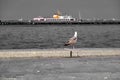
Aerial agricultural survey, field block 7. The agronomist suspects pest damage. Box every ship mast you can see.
[79,11,81,20]
[78,11,82,22]
[57,10,61,16]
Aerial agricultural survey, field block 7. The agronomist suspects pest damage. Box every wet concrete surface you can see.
[0,56,120,80]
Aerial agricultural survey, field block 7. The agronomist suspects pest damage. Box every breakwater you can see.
[0,48,120,58]
[0,19,120,25]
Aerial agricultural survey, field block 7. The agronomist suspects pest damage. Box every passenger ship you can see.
[33,11,76,22]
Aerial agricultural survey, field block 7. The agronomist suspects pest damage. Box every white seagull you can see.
[64,31,77,49]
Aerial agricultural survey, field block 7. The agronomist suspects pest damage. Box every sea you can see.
[0,25,120,49]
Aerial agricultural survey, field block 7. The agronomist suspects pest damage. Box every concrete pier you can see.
[0,48,120,58]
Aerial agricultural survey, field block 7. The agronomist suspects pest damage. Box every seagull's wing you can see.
[70,37,77,44]
[64,37,77,46]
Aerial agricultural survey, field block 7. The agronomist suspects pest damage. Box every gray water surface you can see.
[0,25,120,49]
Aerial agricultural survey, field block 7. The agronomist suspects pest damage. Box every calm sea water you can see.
[0,25,120,49]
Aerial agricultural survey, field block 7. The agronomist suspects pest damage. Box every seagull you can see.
[64,31,77,49]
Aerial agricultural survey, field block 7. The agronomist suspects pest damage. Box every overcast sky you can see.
[0,0,120,19]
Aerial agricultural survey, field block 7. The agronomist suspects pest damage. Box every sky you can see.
[0,0,120,20]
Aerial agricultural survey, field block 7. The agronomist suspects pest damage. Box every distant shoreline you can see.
[0,20,120,25]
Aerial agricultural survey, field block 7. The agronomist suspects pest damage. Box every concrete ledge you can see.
[0,48,120,58]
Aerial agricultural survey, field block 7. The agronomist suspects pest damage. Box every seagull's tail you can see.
[64,43,70,46]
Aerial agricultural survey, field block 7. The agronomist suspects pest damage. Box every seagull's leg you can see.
[72,45,74,49]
